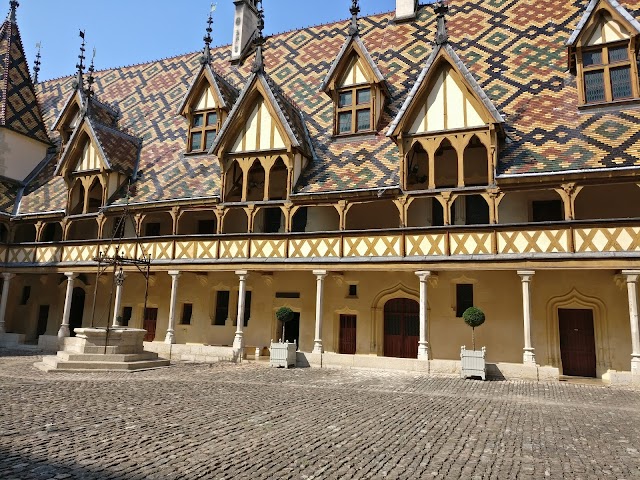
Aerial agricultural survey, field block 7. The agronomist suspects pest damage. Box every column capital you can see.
[312,269,328,279]
[517,270,535,281]
[64,272,78,280]
[415,270,432,281]
[1,272,15,281]
[168,270,181,278]
[235,270,249,281]
[622,270,640,283]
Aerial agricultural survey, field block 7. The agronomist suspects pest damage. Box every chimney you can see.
[395,0,419,21]
[231,0,259,62]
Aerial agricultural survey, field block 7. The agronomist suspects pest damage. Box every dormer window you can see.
[567,3,640,107]
[338,85,372,134]
[187,86,220,153]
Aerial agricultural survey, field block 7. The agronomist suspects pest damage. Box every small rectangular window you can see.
[532,200,563,222]
[608,46,629,63]
[20,286,31,305]
[338,112,352,133]
[181,303,193,325]
[206,112,218,126]
[214,291,230,326]
[112,220,126,239]
[263,208,282,233]
[584,70,606,103]
[339,91,352,107]
[356,109,371,131]
[432,199,444,227]
[243,291,252,327]
[275,292,301,299]
[192,114,204,127]
[456,284,474,318]
[197,220,216,234]
[145,222,161,237]
[356,88,371,104]
[348,284,357,297]
[610,66,632,99]
[205,130,216,150]
[122,306,133,327]
[291,207,308,233]
[583,49,603,66]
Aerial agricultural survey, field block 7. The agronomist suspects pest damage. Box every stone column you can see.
[312,270,328,354]
[58,272,78,339]
[165,270,181,344]
[416,271,431,360]
[623,270,640,376]
[112,270,126,327]
[0,273,15,334]
[232,271,249,350]
[518,270,536,365]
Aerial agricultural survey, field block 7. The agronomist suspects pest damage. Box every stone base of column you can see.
[417,342,429,360]
[164,330,175,344]
[632,355,640,376]
[232,332,244,350]
[57,324,70,340]
[312,340,323,354]
[523,348,536,365]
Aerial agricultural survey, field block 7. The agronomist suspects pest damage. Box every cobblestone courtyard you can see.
[1,350,639,479]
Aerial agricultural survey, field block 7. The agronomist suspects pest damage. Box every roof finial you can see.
[72,30,86,90]
[8,0,18,22]
[251,0,265,74]
[348,0,360,36]
[85,47,96,100]
[200,3,216,65]
[435,1,449,45]
[33,42,41,83]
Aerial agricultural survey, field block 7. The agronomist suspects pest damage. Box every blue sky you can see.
[12,0,400,82]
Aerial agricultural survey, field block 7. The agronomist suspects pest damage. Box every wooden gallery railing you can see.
[2,219,640,267]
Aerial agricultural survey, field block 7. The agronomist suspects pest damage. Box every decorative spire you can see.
[8,0,18,23]
[72,30,86,90]
[200,3,216,65]
[33,42,41,84]
[348,0,360,36]
[251,0,265,73]
[85,47,96,101]
[435,1,449,45]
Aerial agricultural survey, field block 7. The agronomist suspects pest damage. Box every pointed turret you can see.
[0,0,51,181]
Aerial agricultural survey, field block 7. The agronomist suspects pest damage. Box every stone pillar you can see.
[623,270,640,376]
[0,273,15,334]
[415,271,431,360]
[112,270,126,327]
[58,272,78,339]
[165,271,181,344]
[518,270,536,365]
[233,271,249,350]
[312,270,328,354]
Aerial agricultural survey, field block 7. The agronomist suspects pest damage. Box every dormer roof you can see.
[0,10,50,144]
[566,0,640,46]
[52,89,119,133]
[388,42,505,138]
[178,63,239,115]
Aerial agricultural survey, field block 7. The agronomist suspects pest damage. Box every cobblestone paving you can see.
[1,349,639,480]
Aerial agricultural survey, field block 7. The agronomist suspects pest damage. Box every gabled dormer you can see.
[320,1,388,136]
[567,0,640,106]
[210,6,312,203]
[0,1,51,181]
[55,114,140,215]
[179,12,239,154]
[388,3,504,191]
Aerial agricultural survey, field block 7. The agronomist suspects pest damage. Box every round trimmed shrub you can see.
[462,307,485,329]
[276,306,294,323]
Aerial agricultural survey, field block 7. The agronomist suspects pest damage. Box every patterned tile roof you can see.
[18,150,66,215]
[17,0,640,209]
[0,15,50,144]
[0,177,19,215]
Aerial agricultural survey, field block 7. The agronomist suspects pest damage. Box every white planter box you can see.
[460,346,486,380]
[270,341,297,368]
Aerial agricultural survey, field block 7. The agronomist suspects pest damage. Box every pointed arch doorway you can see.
[384,298,419,358]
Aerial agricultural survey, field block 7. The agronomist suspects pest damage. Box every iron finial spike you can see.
[348,0,360,36]
[251,0,265,73]
[435,1,449,45]
[73,30,86,90]
[8,0,18,23]
[200,3,216,65]
[85,47,96,100]
[33,42,42,84]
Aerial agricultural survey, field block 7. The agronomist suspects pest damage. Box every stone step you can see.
[56,352,160,363]
[36,356,170,371]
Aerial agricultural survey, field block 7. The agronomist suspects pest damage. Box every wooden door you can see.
[384,298,419,359]
[69,288,85,337]
[559,308,596,377]
[143,308,158,342]
[339,315,357,354]
[37,305,50,336]
[283,312,300,349]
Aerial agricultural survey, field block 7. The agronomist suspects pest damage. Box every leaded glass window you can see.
[336,86,374,134]
[581,42,635,105]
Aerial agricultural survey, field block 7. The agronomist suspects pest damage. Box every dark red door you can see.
[339,315,357,354]
[384,299,419,359]
[559,308,596,377]
[143,308,158,342]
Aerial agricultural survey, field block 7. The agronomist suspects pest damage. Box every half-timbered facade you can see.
[1,0,640,384]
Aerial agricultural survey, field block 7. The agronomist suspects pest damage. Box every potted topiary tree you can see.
[460,306,487,380]
[270,307,297,368]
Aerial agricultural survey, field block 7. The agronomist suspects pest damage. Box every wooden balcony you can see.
[2,219,640,267]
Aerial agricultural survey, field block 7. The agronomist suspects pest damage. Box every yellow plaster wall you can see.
[0,129,48,181]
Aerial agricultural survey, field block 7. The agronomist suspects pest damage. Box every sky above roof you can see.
[12,0,401,82]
